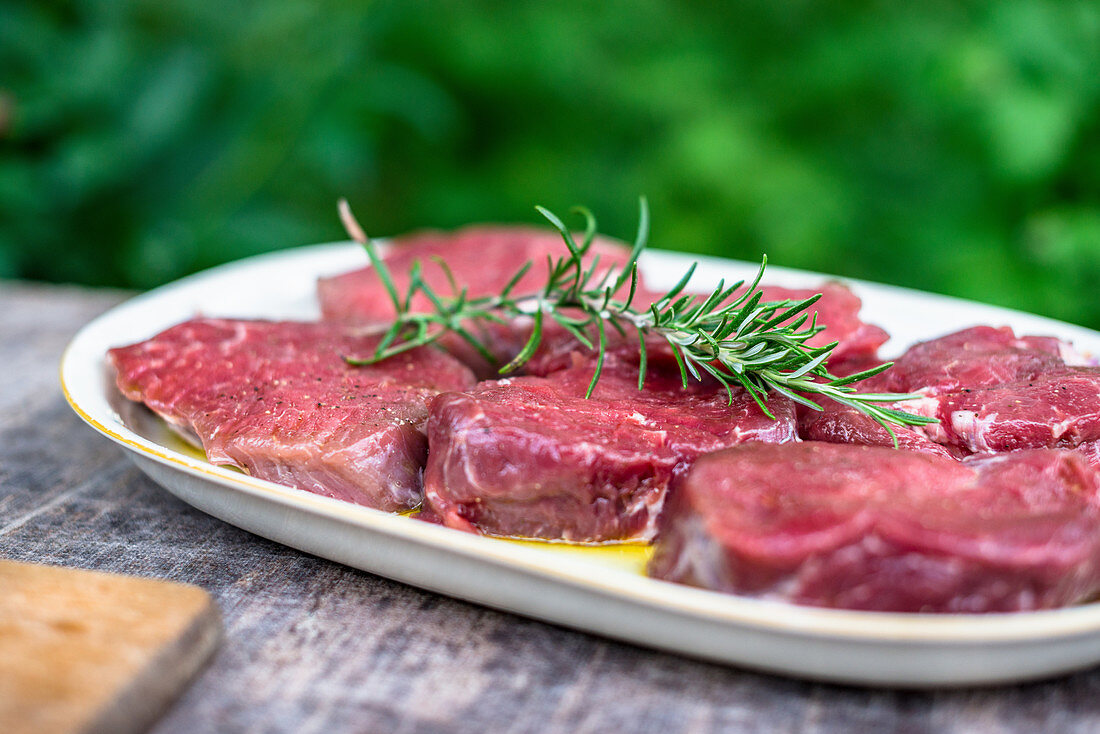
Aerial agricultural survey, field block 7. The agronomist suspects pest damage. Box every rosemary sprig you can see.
[337,198,937,436]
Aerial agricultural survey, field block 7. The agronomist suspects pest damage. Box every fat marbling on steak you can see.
[649,442,1100,612]
[423,350,797,542]
[109,318,476,511]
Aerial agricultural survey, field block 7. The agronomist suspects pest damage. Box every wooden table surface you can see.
[4,279,1100,734]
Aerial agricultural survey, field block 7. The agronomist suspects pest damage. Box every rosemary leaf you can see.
[501,307,544,374]
[585,318,607,399]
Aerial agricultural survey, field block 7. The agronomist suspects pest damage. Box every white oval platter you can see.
[60,242,1100,688]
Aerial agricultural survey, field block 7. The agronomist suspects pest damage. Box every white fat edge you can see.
[903,395,950,444]
[948,410,1001,453]
[622,411,660,429]
[623,483,667,543]
[1049,415,1081,443]
[952,410,1077,454]
[662,514,732,588]
[441,406,491,494]
[448,430,487,495]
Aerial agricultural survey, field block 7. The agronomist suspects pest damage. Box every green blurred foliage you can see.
[3,0,1100,328]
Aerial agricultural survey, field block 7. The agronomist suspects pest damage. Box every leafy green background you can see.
[4,1,1100,328]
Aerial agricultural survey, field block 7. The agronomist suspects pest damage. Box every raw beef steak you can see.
[802,326,1098,455]
[424,351,797,542]
[916,369,1100,453]
[872,325,1078,395]
[318,225,639,324]
[798,403,958,459]
[649,442,1100,612]
[318,225,658,375]
[109,318,476,511]
[753,283,888,363]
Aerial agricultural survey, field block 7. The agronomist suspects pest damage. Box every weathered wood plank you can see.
[0,560,220,734]
[4,281,1100,734]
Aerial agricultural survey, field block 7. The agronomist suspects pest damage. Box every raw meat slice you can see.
[919,369,1100,453]
[753,283,889,362]
[649,442,1100,612]
[523,330,669,379]
[873,325,1072,396]
[423,351,797,542]
[803,326,1097,455]
[318,225,639,324]
[109,318,476,511]
[317,225,653,376]
[798,402,958,459]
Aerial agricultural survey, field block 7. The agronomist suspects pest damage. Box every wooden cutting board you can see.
[0,560,222,734]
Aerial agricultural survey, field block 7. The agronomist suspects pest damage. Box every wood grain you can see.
[0,560,221,734]
[4,280,1100,733]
